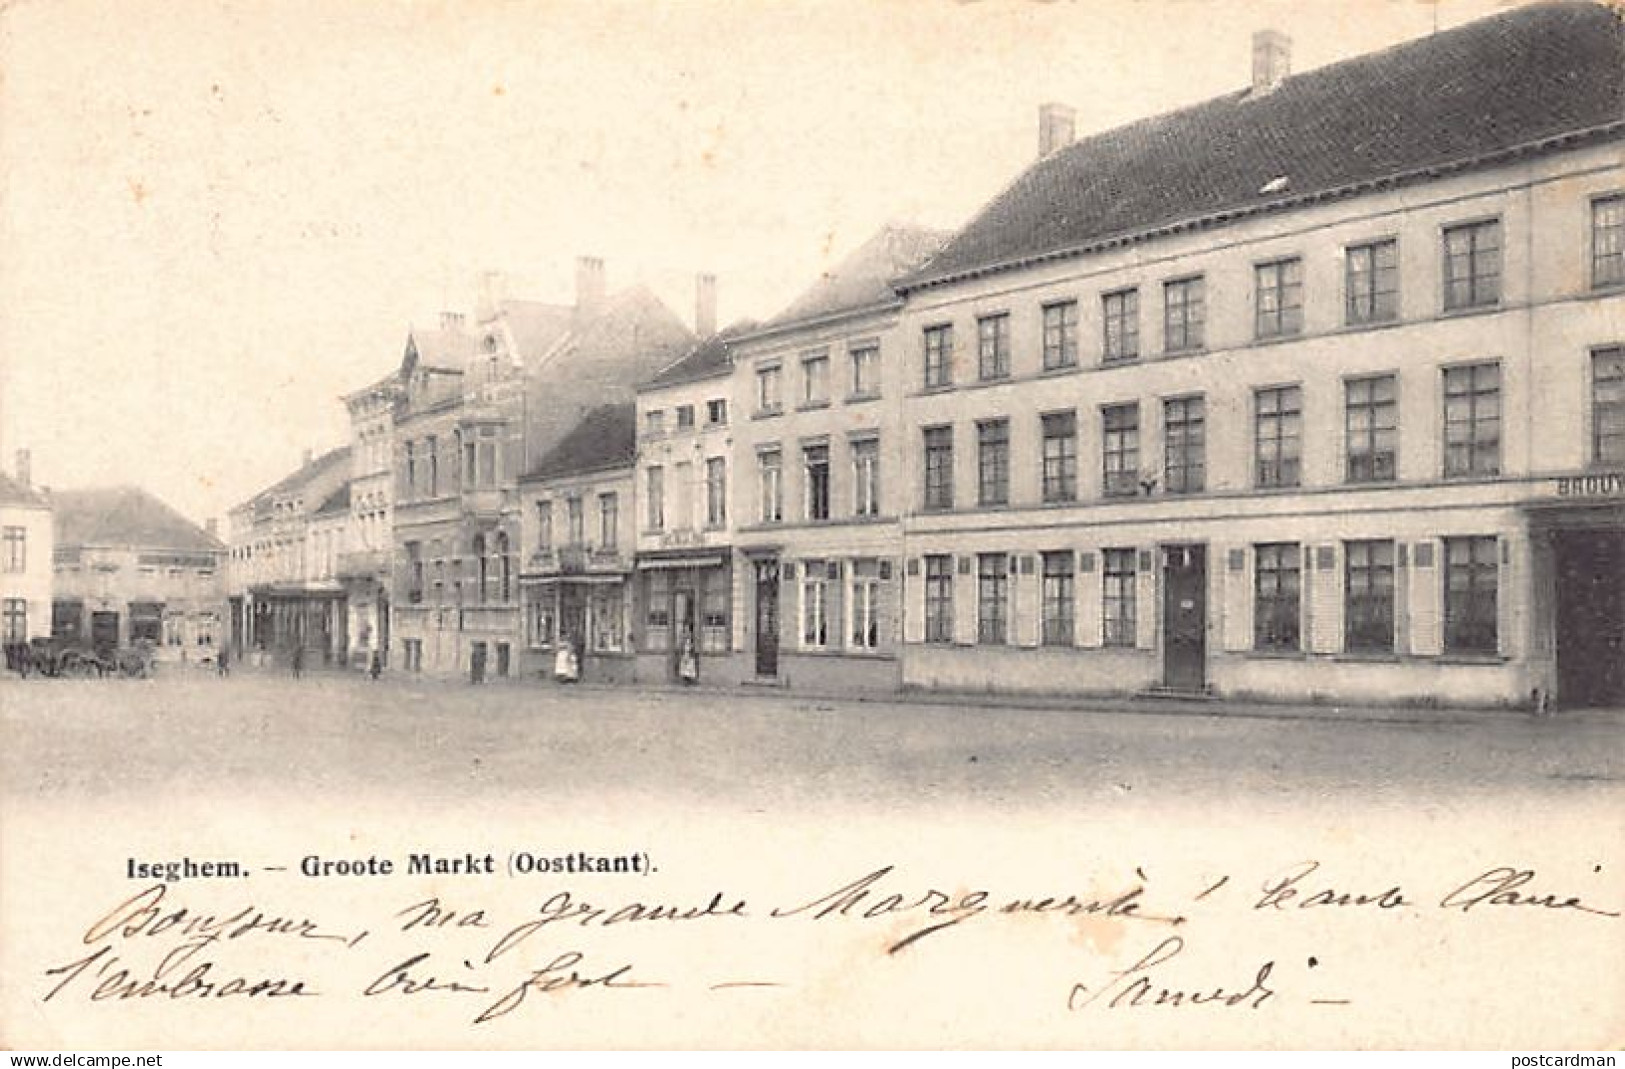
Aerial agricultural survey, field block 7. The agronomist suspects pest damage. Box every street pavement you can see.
[3,665,1620,812]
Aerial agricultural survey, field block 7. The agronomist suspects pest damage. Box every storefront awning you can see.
[636,554,726,571]
[519,573,626,585]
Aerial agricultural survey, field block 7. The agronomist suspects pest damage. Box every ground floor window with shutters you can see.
[1345,539,1396,653]
[851,561,880,650]
[1102,548,1137,647]
[924,555,953,643]
[1444,536,1498,654]
[802,562,829,649]
[977,553,1008,644]
[1254,543,1302,652]
[1041,551,1075,646]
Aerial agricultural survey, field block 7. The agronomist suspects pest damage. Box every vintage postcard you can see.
[1,0,1622,1051]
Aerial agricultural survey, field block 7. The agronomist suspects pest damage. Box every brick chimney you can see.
[575,256,606,312]
[1038,102,1076,158]
[1251,29,1291,95]
[695,272,718,337]
[14,449,29,488]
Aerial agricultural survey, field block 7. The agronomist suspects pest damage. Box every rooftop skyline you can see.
[0,0,1524,525]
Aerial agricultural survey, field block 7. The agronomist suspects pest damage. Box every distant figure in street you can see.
[291,644,304,679]
[369,650,382,681]
[216,644,230,677]
[677,627,698,686]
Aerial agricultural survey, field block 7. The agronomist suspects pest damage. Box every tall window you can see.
[1103,289,1139,363]
[1594,346,1625,465]
[1346,239,1398,324]
[1041,551,1074,647]
[978,314,1010,380]
[2,526,23,573]
[1346,375,1398,483]
[567,496,584,545]
[1163,396,1206,494]
[924,324,954,389]
[756,365,782,415]
[1595,196,1625,289]
[1,599,24,643]
[1254,543,1301,652]
[645,409,666,437]
[497,532,511,602]
[801,351,830,406]
[1102,403,1140,497]
[977,419,1009,507]
[1255,257,1304,338]
[851,562,880,650]
[1041,411,1078,502]
[1443,363,1501,477]
[477,427,498,487]
[674,461,693,530]
[646,466,664,530]
[676,404,695,431]
[844,345,878,400]
[924,426,954,510]
[463,432,477,483]
[758,450,783,523]
[404,441,416,500]
[1102,548,1136,647]
[426,435,439,496]
[924,555,953,643]
[406,541,423,604]
[852,439,880,517]
[802,563,828,648]
[598,493,618,549]
[1443,219,1502,310]
[1255,385,1302,488]
[536,501,552,552]
[1345,540,1395,653]
[803,445,830,521]
[1444,536,1499,655]
[1163,276,1205,352]
[706,457,727,527]
[1042,301,1079,370]
[977,553,1008,644]
[706,398,728,426]
[472,534,488,602]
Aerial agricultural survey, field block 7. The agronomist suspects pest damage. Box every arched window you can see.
[497,532,511,602]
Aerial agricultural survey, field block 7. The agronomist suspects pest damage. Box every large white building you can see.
[886,1,1623,709]
[1,451,52,660]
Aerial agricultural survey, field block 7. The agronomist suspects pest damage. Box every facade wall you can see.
[52,545,225,658]
[894,144,1625,707]
[2,503,53,644]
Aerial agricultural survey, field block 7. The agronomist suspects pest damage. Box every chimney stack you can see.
[1038,102,1076,158]
[1251,29,1291,95]
[575,256,606,312]
[14,449,30,488]
[695,273,718,337]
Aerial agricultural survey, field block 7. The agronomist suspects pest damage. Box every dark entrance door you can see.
[1162,544,1207,692]
[470,641,487,684]
[754,559,779,677]
[90,611,119,655]
[1555,529,1625,707]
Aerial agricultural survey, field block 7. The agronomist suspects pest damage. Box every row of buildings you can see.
[1,451,229,663]
[225,2,1625,710]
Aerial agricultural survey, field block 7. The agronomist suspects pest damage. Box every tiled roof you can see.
[243,446,351,512]
[406,324,477,372]
[0,471,48,508]
[314,482,352,516]
[52,487,223,552]
[905,1,1625,290]
[521,402,636,481]
[769,224,949,324]
[642,319,759,390]
[498,299,576,361]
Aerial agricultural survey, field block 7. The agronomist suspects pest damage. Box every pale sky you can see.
[0,0,1523,526]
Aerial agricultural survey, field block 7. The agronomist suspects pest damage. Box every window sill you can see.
[1039,363,1081,378]
[1439,301,1502,320]
[1101,356,1141,368]
[1434,653,1510,666]
[752,408,784,421]
[785,648,896,661]
[845,393,881,405]
[1241,648,1308,661]
[1333,651,1402,663]
[797,400,831,412]
[919,383,955,396]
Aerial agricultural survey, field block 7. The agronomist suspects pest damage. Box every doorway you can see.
[1161,544,1207,692]
[1555,529,1625,707]
[672,586,697,680]
[754,559,779,678]
[91,611,120,654]
[470,641,487,684]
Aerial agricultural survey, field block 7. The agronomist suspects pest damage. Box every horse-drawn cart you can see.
[9,636,155,678]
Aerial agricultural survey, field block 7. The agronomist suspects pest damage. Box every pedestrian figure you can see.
[369,650,381,681]
[291,643,304,679]
[677,626,698,686]
[216,644,230,677]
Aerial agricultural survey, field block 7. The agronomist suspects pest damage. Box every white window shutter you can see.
[1014,556,1039,648]
[1222,545,1253,653]
[1134,548,1157,650]
[1077,550,1103,648]
[1309,544,1342,654]
[953,557,977,646]
[1497,535,1516,659]
[1410,538,1443,657]
[902,558,925,644]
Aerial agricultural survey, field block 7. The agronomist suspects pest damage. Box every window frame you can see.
[1102,548,1137,647]
[1041,550,1075,647]
[1102,288,1140,364]
[1344,539,1396,653]
[1594,194,1625,290]
[923,425,955,511]
[1254,256,1304,339]
[923,554,954,644]
[923,323,954,389]
[1253,542,1302,652]
[1345,238,1399,326]
[1254,384,1303,489]
[977,313,1011,381]
[1042,300,1079,371]
[1442,361,1501,479]
[1442,217,1503,311]
[1443,535,1499,655]
[1041,410,1079,503]
[1102,403,1141,498]
[1163,275,1206,353]
[977,552,1009,645]
[1345,373,1399,484]
[1162,395,1206,494]
[1590,345,1625,467]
